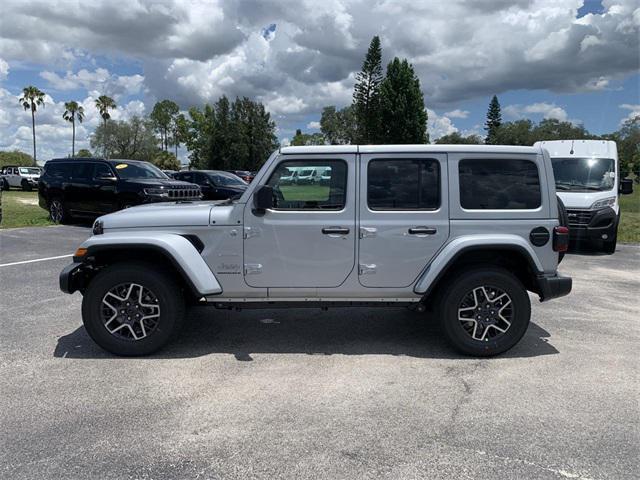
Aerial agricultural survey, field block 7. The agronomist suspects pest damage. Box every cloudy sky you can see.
[0,0,638,162]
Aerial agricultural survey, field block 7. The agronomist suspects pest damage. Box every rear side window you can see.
[459,159,541,210]
[45,163,72,180]
[368,159,440,210]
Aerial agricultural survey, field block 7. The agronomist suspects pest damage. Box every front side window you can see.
[94,163,113,178]
[459,158,541,209]
[19,167,40,175]
[266,160,347,210]
[72,163,94,180]
[551,157,615,192]
[368,159,440,210]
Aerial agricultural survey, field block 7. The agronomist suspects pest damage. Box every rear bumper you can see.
[536,273,572,302]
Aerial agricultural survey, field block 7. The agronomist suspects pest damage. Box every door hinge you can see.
[359,263,377,275]
[244,263,263,275]
[243,227,260,239]
[359,227,377,239]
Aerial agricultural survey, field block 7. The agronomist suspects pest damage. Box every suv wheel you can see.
[49,198,70,224]
[1,179,9,191]
[438,268,531,357]
[81,262,185,356]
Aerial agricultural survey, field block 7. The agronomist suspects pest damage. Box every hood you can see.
[557,190,618,210]
[101,202,215,228]
[121,178,195,187]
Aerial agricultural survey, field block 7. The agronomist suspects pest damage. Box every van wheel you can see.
[81,262,185,356]
[49,198,70,224]
[438,268,531,357]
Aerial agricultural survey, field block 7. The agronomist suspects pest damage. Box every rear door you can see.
[243,154,355,288]
[358,153,449,287]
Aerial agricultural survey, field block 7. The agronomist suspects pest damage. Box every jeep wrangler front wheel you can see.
[438,268,531,357]
[81,262,185,356]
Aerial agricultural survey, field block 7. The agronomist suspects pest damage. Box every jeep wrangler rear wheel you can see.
[81,262,185,356]
[438,268,531,357]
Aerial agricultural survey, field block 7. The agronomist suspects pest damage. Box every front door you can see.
[358,153,449,287]
[243,154,356,288]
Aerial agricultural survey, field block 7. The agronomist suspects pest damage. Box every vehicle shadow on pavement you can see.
[53,307,558,360]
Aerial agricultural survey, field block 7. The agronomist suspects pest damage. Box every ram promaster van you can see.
[535,140,634,253]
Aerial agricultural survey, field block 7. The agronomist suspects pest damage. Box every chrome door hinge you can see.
[359,227,377,239]
[359,263,377,275]
[243,227,260,239]
[244,263,263,275]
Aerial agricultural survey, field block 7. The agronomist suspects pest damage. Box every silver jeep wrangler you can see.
[61,145,572,357]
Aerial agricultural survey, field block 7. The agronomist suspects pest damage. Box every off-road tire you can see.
[82,262,185,356]
[438,267,531,357]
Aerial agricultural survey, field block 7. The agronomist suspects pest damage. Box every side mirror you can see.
[253,185,274,213]
[620,178,633,195]
[95,174,116,182]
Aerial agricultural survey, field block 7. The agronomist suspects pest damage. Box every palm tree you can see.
[95,95,116,157]
[19,86,46,166]
[62,101,85,157]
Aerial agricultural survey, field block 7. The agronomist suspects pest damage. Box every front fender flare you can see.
[413,234,544,295]
[80,231,222,296]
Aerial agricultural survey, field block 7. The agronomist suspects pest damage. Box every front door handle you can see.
[408,227,437,235]
[322,227,350,235]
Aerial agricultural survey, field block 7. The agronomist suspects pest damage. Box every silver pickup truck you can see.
[60,145,571,357]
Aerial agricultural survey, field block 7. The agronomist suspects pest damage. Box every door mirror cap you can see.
[620,178,633,195]
[253,185,274,213]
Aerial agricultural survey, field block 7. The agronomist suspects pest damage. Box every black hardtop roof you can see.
[47,158,148,164]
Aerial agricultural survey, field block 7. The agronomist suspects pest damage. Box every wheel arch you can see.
[414,237,544,301]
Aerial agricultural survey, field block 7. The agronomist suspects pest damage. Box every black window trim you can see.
[458,157,542,211]
[367,157,442,212]
[265,158,348,212]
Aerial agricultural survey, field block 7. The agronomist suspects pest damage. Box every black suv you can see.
[39,158,201,223]
[173,170,248,200]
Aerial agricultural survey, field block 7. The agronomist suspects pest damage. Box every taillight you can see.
[553,226,569,252]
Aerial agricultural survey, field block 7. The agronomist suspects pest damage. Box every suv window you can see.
[72,163,94,180]
[368,159,440,210]
[267,160,347,210]
[94,163,113,178]
[459,158,541,210]
[176,172,193,183]
[45,162,72,180]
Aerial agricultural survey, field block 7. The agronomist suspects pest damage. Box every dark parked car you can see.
[225,170,254,183]
[174,170,248,200]
[38,158,201,223]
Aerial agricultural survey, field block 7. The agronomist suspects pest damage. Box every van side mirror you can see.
[620,178,633,195]
[253,185,274,214]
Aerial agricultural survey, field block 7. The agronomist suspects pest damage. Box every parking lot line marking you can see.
[0,254,73,268]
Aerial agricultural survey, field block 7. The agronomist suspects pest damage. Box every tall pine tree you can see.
[352,36,383,144]
[484,95,502,144]
[378,58,428,144]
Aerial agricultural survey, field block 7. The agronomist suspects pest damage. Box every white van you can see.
[535,139,634,253]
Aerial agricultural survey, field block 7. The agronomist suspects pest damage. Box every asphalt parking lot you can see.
[1,225,639,480]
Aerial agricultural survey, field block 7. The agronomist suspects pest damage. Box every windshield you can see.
[551,157,615,192]
[211,172,247,186]
[110,161,168,179]
[19,167,41,175]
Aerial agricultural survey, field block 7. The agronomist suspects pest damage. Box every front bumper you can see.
[536,273,572,302]
[567,207,618,242]
[59,262,87,294]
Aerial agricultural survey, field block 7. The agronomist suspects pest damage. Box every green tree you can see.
[435,132,483,144]
[493,119,535,145]
[290,129,325,146]
[0,150,34,168]
[62,101,85,157]
[607,116,640,178]
[378,58,428,144]
[150,100,180,152]
[151,151,181,170]
[531,118,592,142]
[484,95,502,144]
[95,95,117,157]
[75,148,92,158]
[90,116,157,162]
[320,105,356,144]
[352,36,383,143]
[172,113,189,158]
[18,86,45,165]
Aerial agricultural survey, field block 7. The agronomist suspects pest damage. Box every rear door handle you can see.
[322,227,350,235]
[408,227,437,235]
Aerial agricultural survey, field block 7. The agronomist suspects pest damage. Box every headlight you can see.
[143,188,170,198]
[92,220,104,235]
[590,197,616,210]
